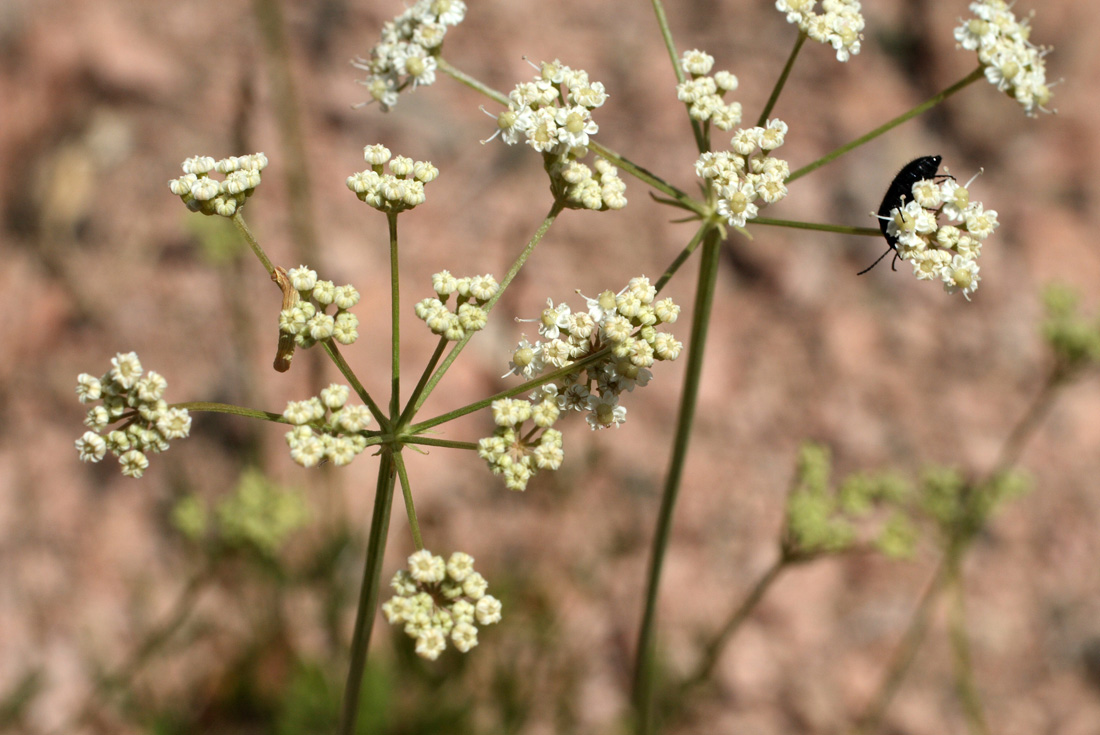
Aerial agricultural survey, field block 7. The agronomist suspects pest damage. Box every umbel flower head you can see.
[479,276,682,491]
[353,0,467,111]
[346,144,438,213]
[74,352,191,478]
[382,550,502,660]
[696,120,791,229]
[277,265,362,352]
[283,384,373,468]
[775,0,865,62]
[414,270,497,341]
[880,169,998,300]
[954,0,1053,116]
[484,59,626,211]
[676,49,744,131]
[168,153,268,217]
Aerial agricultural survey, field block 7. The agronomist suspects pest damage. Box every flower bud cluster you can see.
[883,172,998,299]
[486,59,625,211]
[675,49,743,130]
[480,276,682,491]
[954,0,1053,116]
[696,121,790,229]
[74,352,191,479]
[381,550,502,660]
[775,0,865,62]
[278,265,361,349]
[282,384,373,468]
[168,153,268,217]
[353,0,466,111]
[414,271,497,341]
[346,144,438,213]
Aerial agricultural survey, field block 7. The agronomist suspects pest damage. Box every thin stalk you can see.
[397,336,450,428]
[647,0,707,152]
[174,401,286,423]
[406,201,564,416]
[751,217,879,238]
[388,212,401,418]
[437,56,509,107]
[392,451,423,550]
[339,451,397,735]
[654,221,709,294]
[588,140,705,216]
[849,558,950,735]
[946,552,991,735]
[757,31,807,127]
[231,212,275,275]
[991,365,1067,475]
[633,227,724,734]
[323,340,390,432]
[786,66,985,185]
[678,555,788,694]
[402,436,479,451]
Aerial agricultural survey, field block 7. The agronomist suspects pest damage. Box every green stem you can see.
[757,31,806,127]
[437,56,509,107]
[946,551,991,735]
[339,451,397,735]
[654,222,708,294]
[231,212,275,275]
[633,227,724,734]
[174,401,286,423]
[678,555,788,695]
[397,337,450,429]
[647,0,707,152]
[588,141,705,216]
[849,558,951,735]
[786,66,985,185]
[389,212,401,419]
[403,436,479,451]
[752,217,879,238]
[406,201,564,417]
[392,451,423,550]
[991,365,1067,475]
[322,340,390,433]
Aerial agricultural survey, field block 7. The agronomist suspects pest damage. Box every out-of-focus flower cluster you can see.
[353,0,466,111]
[775,0,865,62]
[347,144,438,213]
[882,170,998,300]
[485,59,626,211]
[283,384,373,468]
[479,276,682,491]
[414,270,498,341]
[696,121,790,229]
[172,468,309,557]
[784,443,916,560]
[954,0,1052,116]
[382,550,502,660]
[277,265,361,352]
[1040,284,1100,372]
[75,352,191,479]
[168,153,268,217]
[676,49,743,131]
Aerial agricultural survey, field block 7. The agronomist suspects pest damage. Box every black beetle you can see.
[858,155,944,275]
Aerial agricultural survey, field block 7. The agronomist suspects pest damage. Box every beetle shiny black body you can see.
[858,155,943,275]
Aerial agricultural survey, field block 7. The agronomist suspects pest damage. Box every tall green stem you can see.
[633,227,723,734]
[339,451,397,735]
[389,212,401,418]
[757,31,806,127]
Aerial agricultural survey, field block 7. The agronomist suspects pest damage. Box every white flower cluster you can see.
[414,270,498,341]
[283,384,373,468]
[775,0,865,62]
[954,0,1053,116]
[486,59,626,211]
[277,265,361,350]
[74,352,191,479]
[353,0,466,111]
[882,171,998,300]
[382,550,502,660]
[168,153,268,217]
[696,121,790,229]
[479,276,682,491]
[347,144,439,213]
[675,49,744,130]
